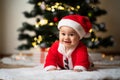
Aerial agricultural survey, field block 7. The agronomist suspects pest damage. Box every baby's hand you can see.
[47,68,57,71]
[73,69,83,72]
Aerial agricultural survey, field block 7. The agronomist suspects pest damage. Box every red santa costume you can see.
[44,14,92,71]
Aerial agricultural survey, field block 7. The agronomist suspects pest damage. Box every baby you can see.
[44,14,92,72]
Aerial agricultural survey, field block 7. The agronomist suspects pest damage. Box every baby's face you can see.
[59,26,80,49]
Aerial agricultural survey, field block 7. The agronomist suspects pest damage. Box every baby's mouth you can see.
[64,41,71,44]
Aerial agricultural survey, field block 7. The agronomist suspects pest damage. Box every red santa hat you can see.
[58,14,92,39]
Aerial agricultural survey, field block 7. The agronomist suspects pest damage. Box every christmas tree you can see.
[17,0,114,50]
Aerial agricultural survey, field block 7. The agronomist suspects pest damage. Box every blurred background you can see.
[0,0,120,55]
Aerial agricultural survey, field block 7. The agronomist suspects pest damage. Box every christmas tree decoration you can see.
[53,17,58,22]
[17,0,114,50]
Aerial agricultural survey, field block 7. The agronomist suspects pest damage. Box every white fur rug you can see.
[0,65,120,80]
[0,55,120,80]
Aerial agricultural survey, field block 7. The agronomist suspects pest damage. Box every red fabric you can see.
[44,41,90,70]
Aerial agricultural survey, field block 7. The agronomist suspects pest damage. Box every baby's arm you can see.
[44,42,58,71]
[74,69,83,72]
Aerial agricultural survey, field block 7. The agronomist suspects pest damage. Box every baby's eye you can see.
[69,34,74,36]
[61,33,65,36]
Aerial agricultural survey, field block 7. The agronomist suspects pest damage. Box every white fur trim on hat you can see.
[58,19,86,39]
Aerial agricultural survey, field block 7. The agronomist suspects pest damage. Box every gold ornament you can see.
[40,18,48,25]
